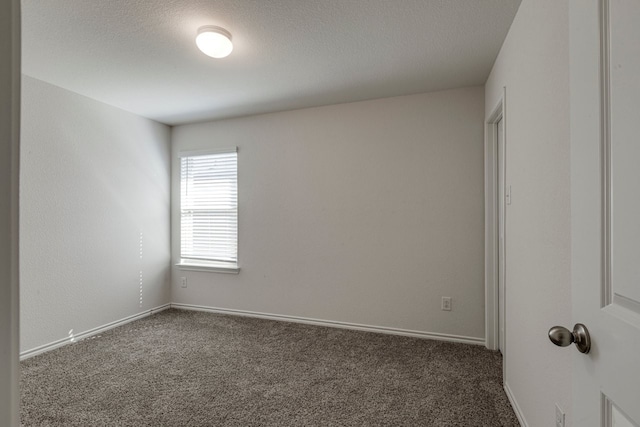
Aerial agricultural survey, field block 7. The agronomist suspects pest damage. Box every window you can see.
[178,148,239,273]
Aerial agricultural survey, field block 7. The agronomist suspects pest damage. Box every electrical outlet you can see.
[555,404,565,427]
[441,297,452,311]
[180,277,187,288]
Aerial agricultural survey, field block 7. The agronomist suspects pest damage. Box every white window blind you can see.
[180,149,238,269]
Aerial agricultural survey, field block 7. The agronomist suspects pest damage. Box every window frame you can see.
[176,147,240,274]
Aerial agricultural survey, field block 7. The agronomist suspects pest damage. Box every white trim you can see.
[485,89,506,351]
[504,381,528,427]
[175,261,240,274]
[170,303,485,345]
[19,304,171,360]
[178,146,237,158]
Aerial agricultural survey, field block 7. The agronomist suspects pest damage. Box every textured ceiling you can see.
[22,0,521,125]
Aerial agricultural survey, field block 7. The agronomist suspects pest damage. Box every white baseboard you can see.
[504,381,528,427]
[20,302,485,360]
[20,303,171,360]
[170,303,485,345]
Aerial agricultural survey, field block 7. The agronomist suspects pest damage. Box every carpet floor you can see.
[21,309,519,426]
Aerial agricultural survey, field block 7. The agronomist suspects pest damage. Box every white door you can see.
[497,117,506,355]
[570,0,640,425]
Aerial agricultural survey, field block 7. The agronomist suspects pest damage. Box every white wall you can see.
[485,1,572,426]
[20,76,171,353]
[171,87,486,341]
[0,0,20,424]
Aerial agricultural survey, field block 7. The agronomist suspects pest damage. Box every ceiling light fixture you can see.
[196,26,233,59]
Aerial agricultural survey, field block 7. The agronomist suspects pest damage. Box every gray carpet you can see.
[21,309,519,426]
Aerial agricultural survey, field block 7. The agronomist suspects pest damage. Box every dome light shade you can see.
[196,26,233,58]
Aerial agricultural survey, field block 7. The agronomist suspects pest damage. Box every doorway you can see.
[485,92,506,356]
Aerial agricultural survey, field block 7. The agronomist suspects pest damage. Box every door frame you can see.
[484,88,506,353]
[0,0,21,425]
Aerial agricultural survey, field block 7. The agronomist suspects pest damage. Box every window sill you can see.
[175,261,240,274]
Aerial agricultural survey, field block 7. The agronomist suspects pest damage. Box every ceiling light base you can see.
[196,25,233,59]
